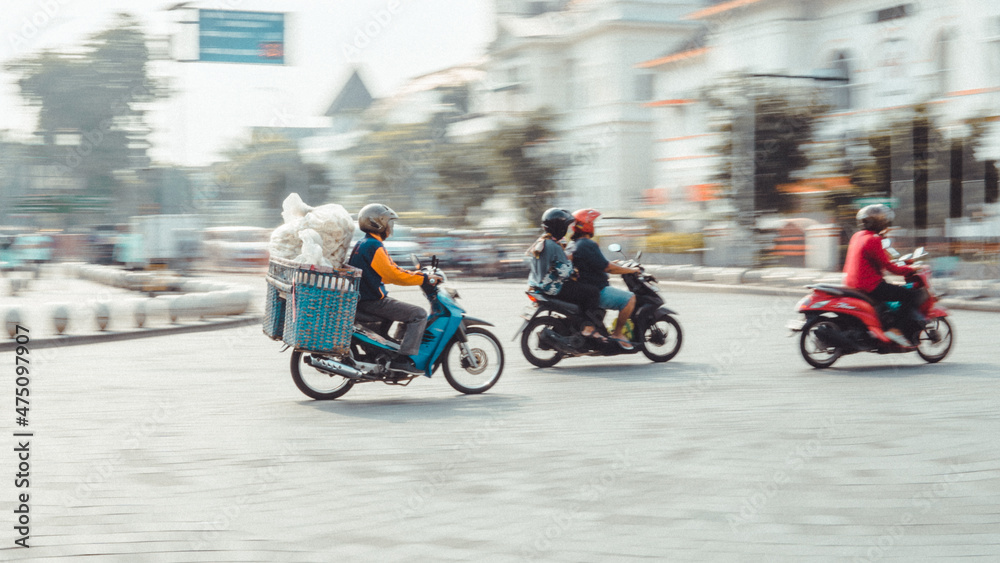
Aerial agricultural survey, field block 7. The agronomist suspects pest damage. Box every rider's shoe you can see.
[610,337,634,351]
[884,329,913,348]
[389,357,423,375]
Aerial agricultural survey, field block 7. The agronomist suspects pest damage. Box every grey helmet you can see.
[358,203,399,238]
[857,203,894,233]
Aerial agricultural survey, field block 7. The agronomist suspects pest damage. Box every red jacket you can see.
[843,230,914,292]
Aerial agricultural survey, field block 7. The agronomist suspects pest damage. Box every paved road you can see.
[2,280,999,561]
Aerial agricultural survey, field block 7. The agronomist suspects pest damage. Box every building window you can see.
[634,74,654,102]
[872,4,912,24]
[830,52,852,110]
[933,29,954,98]
[506,66,520,85]
[989,16,1000,86]
[566,58,577,109]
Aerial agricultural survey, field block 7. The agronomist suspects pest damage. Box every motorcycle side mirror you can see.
[411,254,421,269]
[608,243,622,253]
[913,246,926,259]
[635,250,643,261]
[881,238,892,249]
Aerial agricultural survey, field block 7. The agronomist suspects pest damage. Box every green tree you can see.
[351,120,438,212]
[6,13,165,215]
[704,76,828,215]
[430,138,495,225]
[345,109,561,227]
[487,109,560,225]
[216,130,318,212]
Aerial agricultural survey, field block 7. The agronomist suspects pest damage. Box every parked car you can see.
[203,226,271,269]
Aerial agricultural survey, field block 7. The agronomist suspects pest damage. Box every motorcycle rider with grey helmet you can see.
[348,203,442,374]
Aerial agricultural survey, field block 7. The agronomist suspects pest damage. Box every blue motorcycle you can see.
[289,256,505,400]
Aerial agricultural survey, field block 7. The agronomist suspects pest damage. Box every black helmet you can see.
[358,203,398,238]
[541,208,574,240]
[857,204,894,233]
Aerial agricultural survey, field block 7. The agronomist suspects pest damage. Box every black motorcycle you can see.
[515,244,682,367]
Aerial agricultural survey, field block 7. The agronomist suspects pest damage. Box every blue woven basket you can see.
[263,258,298,340]
[281,264,361,354]
[263,284,286,340]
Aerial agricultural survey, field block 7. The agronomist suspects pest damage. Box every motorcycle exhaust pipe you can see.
[539,328,583,355]
[306,355,365,378]
[813,324,862,352]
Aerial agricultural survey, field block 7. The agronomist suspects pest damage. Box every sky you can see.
[0,0,496,165]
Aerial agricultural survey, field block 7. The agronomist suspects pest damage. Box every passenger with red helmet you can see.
[566,208,641,350]
[527,208,605,341]
[843,204,919,347]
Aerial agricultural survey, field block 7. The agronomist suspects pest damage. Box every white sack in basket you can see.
[281,192,314,224]
[304,203,354,268]
[268,194,354,268]
[293,228,332,267]
[268,218,306,260]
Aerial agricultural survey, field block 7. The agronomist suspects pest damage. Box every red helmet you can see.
[572,208,601,236]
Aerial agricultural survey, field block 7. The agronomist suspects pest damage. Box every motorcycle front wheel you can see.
[799,316,843,369]
[442,327,504,394]
[289,350,355,400]
[639,313,682,363]
[916,317,953,363]
[520,315,568,368]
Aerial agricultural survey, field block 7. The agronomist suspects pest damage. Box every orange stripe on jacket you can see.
[369,246,425,288]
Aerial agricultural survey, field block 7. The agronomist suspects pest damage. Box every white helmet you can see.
[857,204,894,233]
[358,203,398,238]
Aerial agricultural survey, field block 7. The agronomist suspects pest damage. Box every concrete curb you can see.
[0,315,262,352]
[656,280,806,298]
[646,266,1000,313]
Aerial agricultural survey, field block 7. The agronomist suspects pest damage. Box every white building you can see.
[644,0,1000,224]
[483,0,705,214]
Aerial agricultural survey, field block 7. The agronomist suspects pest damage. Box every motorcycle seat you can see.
[529,292,581,316]
[807,284,878,308]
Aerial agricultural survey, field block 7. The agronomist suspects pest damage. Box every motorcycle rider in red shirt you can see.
[843,204,918,347]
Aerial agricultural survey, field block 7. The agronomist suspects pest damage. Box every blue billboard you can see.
[199,10,285,65]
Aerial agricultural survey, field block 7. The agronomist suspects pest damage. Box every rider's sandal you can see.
[610,337,634,350]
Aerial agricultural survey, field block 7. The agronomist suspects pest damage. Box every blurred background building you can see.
[1,0,999,272]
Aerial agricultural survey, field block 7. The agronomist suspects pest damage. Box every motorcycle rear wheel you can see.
[520,316,568,368]
[799,317,843,369]
[916,317,953,363]
[639,313,682,363]
[442,327,504,394]
[290,350,355,400]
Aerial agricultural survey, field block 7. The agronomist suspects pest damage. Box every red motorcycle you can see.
[790,244,953,368]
